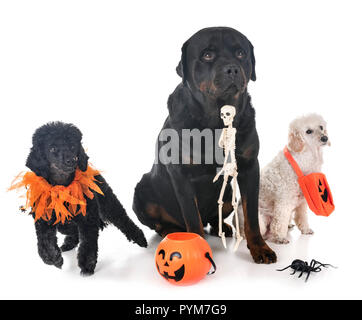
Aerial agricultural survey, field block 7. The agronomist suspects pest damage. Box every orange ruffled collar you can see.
[9,166,103,224]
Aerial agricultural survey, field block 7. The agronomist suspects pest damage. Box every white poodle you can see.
[236,114,330,244]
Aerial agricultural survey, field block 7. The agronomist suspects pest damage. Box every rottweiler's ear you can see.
[26,148,49,179]
[78,145,89,172]
[176,41,188,84]
[249,42,256,81]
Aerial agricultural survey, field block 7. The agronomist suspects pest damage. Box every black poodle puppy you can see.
[25,121,147,275]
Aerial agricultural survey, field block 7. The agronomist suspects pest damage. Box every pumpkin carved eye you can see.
[158,249,165,259]
[318,179,329,203]
[170,252,182,261]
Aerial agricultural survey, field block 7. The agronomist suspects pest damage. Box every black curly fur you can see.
[26,122,147,276]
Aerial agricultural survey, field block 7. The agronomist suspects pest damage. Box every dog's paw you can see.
[78,254,97,276]
[80,270,94,276]
[80,268,95,276]
[132,229,148,248]
[61,235,79,252]
[79,263,96,276]
[38,244,63,268]
[248,242,277,264]
[301,228,314,235]
[210,222,233,237]
[222,222,234,237]
[61,243,77,252]
[54,255,64,269]
[269,236,290,244]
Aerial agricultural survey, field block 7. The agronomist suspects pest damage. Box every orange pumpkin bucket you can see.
[155,232,216,286]
[284,147,335,217]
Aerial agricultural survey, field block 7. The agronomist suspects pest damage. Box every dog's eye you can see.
[320,126,324,131]
[50,147,57,153]
[226,112,230,116]
[202,51,215,61]
[236,49,245,59]
[306,129,313,134]
[170,252,182,261]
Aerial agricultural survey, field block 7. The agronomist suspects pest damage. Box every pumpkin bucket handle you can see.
[205,252,216,275]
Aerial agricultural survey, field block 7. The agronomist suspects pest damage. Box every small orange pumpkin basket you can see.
[284,147,335,217]
[155,232,216,286]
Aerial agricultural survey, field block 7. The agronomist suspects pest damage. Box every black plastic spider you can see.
[277,259,336,282]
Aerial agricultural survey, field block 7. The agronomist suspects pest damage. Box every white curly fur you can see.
[236,114,330,244]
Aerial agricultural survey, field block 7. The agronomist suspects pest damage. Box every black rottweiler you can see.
[133,27,276,264]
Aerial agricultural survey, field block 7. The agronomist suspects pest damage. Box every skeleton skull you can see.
[220,105,236,126]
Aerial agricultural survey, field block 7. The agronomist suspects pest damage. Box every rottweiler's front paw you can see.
[38,243,63,268]
[249,242,277,264]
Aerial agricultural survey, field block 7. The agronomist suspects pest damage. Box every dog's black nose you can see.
[321,136,328,143]
[223,64,240,78]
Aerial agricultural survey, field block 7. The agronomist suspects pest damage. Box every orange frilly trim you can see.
[9,166,104,225]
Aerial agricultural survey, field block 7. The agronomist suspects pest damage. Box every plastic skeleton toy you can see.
[213,105,242,251]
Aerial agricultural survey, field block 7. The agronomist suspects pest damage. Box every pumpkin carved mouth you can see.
[157,264,185,282]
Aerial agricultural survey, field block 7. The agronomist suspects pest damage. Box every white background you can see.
[0,0,361,300]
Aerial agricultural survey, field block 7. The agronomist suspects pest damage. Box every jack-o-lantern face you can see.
[156,249,185,282]
[155,232,214,286]
[298,172,334,217]
[318,180,329,203]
